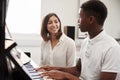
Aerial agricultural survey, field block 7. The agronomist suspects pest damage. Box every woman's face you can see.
[47,15,60,35]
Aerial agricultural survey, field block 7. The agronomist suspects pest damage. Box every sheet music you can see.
[5,39,15,49]
[17,49,31,64]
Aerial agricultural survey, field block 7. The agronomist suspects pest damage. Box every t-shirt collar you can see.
[88,30,106,44]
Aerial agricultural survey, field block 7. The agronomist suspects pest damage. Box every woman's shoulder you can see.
[65,34,74,41]
[61,34,75,43]
[41,39,49,45]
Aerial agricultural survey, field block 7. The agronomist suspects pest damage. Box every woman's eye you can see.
[55,21,58,23]
[55,20,59,23]
[48,22,52,24]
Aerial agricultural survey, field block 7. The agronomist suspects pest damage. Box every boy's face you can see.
[78,9,90,32]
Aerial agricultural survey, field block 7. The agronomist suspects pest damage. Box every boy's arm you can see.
[37,58,81,77]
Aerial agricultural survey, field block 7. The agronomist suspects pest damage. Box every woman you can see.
[40,13,76,67]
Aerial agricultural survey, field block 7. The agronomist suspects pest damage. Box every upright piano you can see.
[5,39,45,80]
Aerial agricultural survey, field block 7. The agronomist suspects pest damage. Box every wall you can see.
[10,0,120,65]
[41,0,79,39]
[103,0,120,39]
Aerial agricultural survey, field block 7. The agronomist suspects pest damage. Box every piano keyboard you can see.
[22,61,44,80]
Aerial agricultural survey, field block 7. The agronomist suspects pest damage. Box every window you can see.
[6,0,41,34]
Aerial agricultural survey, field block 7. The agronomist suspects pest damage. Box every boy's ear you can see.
[89,16,95,24]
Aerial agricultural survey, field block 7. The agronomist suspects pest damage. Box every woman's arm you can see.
[66,39,76,67]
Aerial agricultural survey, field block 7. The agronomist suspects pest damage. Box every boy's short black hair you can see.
[81,0,107,26]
